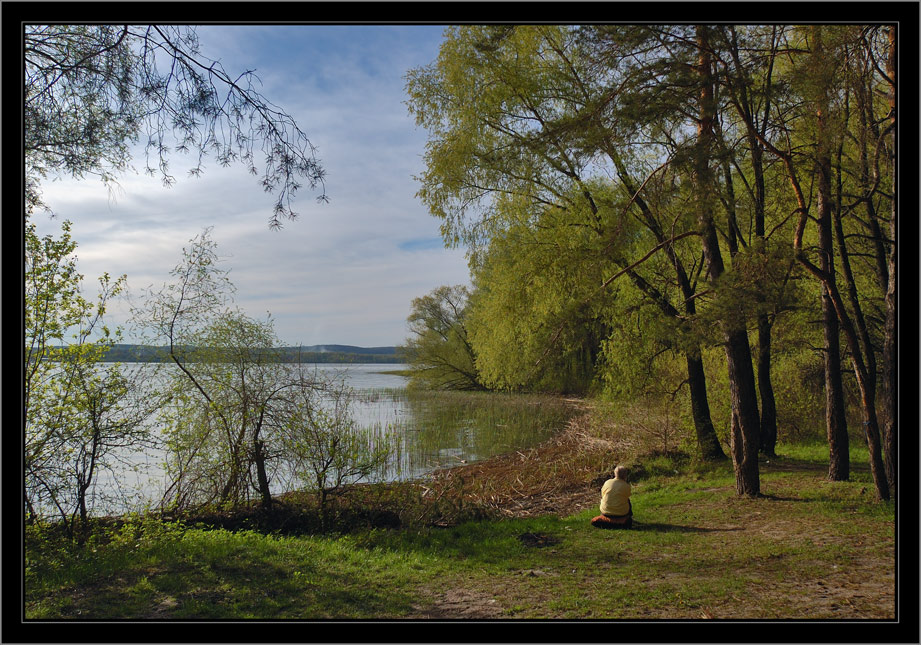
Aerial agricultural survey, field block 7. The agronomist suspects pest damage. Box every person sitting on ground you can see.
[591,465,633,529]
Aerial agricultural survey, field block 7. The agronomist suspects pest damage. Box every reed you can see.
[354,389,576,483]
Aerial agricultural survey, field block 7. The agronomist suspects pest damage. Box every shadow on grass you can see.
[763,454,870,473]
[630,521,743,533]
[757,493,808,502]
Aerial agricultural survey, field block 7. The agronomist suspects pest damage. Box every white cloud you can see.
[31,26,469,348]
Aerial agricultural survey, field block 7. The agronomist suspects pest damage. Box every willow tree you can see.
[406,25,726,460]
[465,188,619,394]
[401,284,484,391]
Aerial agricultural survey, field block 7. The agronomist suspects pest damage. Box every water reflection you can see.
[85,363,573,514]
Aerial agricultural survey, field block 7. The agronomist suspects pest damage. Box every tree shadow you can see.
[630,521,743,533]
[757,493,807,503]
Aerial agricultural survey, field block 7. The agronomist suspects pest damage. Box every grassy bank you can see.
[24,405,896,622]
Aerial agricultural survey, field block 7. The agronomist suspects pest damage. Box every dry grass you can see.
[417,398,696,522]
[419,405,613,520]
[400,400,896,621]
[25,397,897,624]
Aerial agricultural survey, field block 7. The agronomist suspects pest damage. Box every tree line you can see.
[400,25,897,501]
[21,23,900,538]
[25,226,395,537]
[23,25,393,538]
[37,344,402,364]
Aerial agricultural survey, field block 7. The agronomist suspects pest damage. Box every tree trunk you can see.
[805,264,890,501]
[318,487,330,532]
[725,329,762,496]
[757,316,778,457]
[857,374,891,501]
[822,287,850,480]
[687,354,726,460]
[254,439,272,509]
[696,25,759,495]
[881,25,897,496]
[813,25,851,482]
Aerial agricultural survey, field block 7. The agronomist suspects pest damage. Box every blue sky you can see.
[31,25,470,348]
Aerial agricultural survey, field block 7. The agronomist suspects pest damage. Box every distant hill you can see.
[94,344,404,364]
[300,345,397,356]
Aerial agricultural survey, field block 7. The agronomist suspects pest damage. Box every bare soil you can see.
[405,414,896,620]
[167,405,894,620]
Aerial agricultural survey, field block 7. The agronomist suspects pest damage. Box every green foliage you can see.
[465,182,639,393]
[406,25,605,251]
[468,240,604,393]
[135,229,395,518]
[597,296,681,401]
[401,284,483,390]
[276,384,396,529]
[25,215,154,532]
[25,25,325,225]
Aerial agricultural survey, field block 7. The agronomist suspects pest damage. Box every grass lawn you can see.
[24,439,896,626]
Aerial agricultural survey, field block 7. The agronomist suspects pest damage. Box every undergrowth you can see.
[23,400,896,623]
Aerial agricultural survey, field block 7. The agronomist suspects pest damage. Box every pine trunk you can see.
[814,26,851,482]
[823,288,850,481]
[696,26,759,495]
[858,377,891,501]
[881,25,897,496]
[726,328,763,496]
[687,354,726,460]
[757,315,778,457]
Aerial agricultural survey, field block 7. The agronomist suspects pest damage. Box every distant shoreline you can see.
[60,344,407,364]
[374,369,414,377]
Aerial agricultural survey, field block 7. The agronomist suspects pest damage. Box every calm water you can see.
[87,363,572,514]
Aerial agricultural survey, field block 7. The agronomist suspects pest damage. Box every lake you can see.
[87,363,573,515]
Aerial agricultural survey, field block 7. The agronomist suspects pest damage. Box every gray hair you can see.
[614,465,628,480]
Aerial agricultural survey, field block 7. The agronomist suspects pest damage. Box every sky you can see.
[31,25,470,348]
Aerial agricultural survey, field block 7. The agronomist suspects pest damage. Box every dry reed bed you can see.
[419,403,647,520]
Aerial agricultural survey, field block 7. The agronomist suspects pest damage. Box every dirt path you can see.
[408,471,895,620]
[408,588,507,619]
